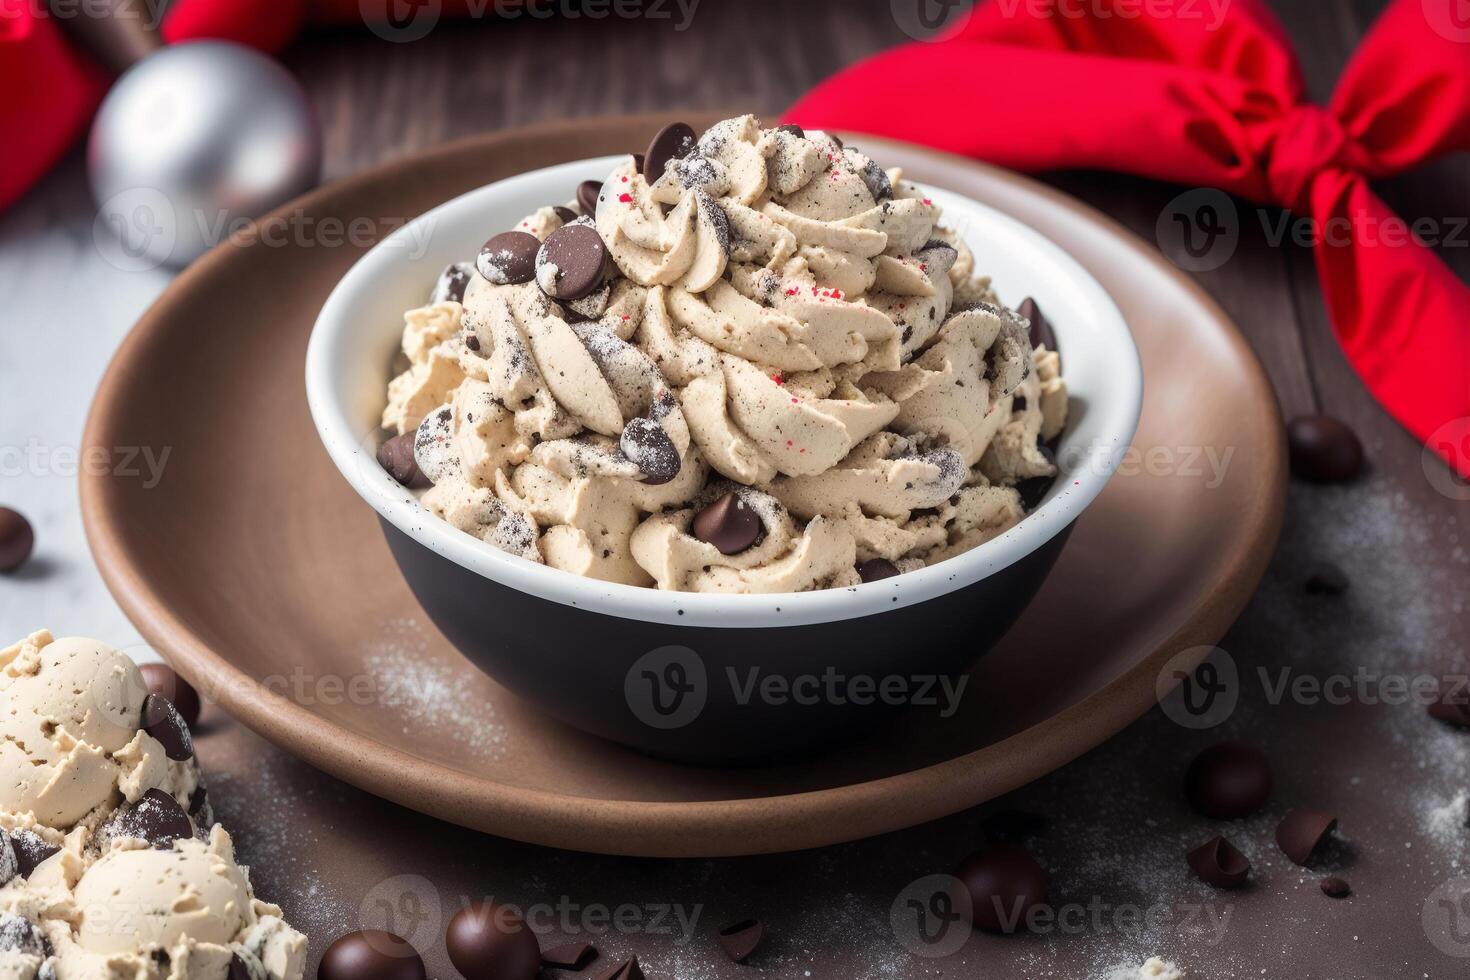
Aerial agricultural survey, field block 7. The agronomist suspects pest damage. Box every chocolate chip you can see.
[477,231,540,286]
[620,418,681,485]
[0,913,49,957]
[1276,808,1337,866]
[141,694,194,762]
[692,492,762,555]
[856,156,893,202]
[775,123,805,138]
[228,953,261,980]
[1016,297,1058,360]
[0,507,34,573]
[429,262,474,305]
[632,153,646,173]
[552,206,579,225]
[856,558,900,583]
[1186,835,1251,888]
[446,902,540,980]
[541,941,596,970]
[1184,742,1272,819]
[320,932,427,980]
[104,788,193,849]
[378,433,432,489]
[1303,563,1349,596]
[537,224,609,301]
[1287,415,1364,482]
[138,662,201,728]
[1015,445,1058,511]
[644,122,697,184]
[591,958,644,980]
[716,920,763,963]
[577,180,602,217]
[8,831,58,879]
[187,784,214,828]
[1320,876,1351,898]
[0,836,14,888]
[954,844,1049,934]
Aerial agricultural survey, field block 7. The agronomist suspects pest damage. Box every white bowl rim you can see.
[306,154,1143,629]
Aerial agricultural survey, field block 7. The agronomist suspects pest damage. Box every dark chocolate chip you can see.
[8,831,59,879]
[104,788,193,849]
[477,231,540,286]
[632,153,646,174]
[0,507,34,573]
[954,844,1049,934]
[1276,808,1337,866]
[857,156,893,202]
[1320,876,1351,898]
[320,932,427,980]
[446,902,540,980]
[0,913,49,957]
[552,206,579,225]
[1184,742,1273,819]
[138,662,202,728]
[228,953,261,980]
[775,123,805,138]
[1287,415,1364,482]
[0,836,14,888]
[537,224,609,301]
[577,180,603,217]
[1303,563,1349,596]
[692,492,762,555]
[620,418,681,486]
[856,558,900,583]
[716,919,763,963]
[980,809,1049,842]
[644,122,697,184]
[1016,297,1058,360]
[429,262,474,305]
[141,694,194,762]
[187,785,214,828]
[541,941,596,970]
[1015,445,1058,512]
[1186,835,1251,888]
[378,433,432,489]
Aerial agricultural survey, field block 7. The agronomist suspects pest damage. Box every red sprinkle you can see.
[618,193,633,203]
[922,198,933,205]
[620,175,629,182]
[771,373,784,385]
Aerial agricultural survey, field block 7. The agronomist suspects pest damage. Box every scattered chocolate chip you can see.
[0,912,49,957]
[138,662,202,728]
[775,123,805,138]
[716,920,763,963]
[620,418,681,485]
[187,784,214,827]
[0,507,34,573]
[228,953,261,980]
[576,180,602,217]
[541,941,596,970]
[1185,742,1273,819]
[552,206,579,225]
[644,122,697,184]
[8,831,59,879]
[954,844,1049,934]
[320,932,427,980]
[446,902,540,980]
[1287,415,1364,482]
[141,694,194,761]
[0,836,14,888]
[537,224,609,301]
[592,958,644,980]
[1320,876,1351,898]
[1276,808,1337,866]
[104,788,193,849]
[856,558,900,583]
[429,262,474,305]
[1303,563,1349,596]
[692,492,762,555]
[378,433,432,489]
[477,231,541,286]
[980,809,1049,842]
[1186,835,1251,888]
[1016,297,1058,360]
[856,156,893,202]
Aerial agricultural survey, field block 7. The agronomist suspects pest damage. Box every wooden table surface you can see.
[2,0,1468,977]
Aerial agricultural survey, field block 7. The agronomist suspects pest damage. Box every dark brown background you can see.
[187,1,1470,977]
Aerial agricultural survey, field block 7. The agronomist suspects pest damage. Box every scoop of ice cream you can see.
[380,115,1068,593]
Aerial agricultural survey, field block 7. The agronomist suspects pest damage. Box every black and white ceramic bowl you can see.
[306,153,1143,763]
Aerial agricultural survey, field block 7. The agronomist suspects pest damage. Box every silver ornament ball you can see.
[89,41,321,270]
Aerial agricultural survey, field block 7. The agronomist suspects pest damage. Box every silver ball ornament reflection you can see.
[89,41,321,270]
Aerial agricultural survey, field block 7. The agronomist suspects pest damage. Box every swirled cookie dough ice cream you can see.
[380,116,1068,594]
[0,630,307,980]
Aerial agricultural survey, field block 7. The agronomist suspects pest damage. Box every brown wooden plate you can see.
[81,114,1285,857]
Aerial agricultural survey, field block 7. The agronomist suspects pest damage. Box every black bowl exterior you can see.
[381,519,1072,764]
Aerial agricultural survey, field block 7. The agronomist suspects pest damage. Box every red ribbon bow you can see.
[787,0,1470,478]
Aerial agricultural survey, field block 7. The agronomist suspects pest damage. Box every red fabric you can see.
[788,0,1470,477]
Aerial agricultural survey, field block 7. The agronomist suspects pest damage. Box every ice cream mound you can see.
[0,630,307,980]
[380,115,1068,594]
